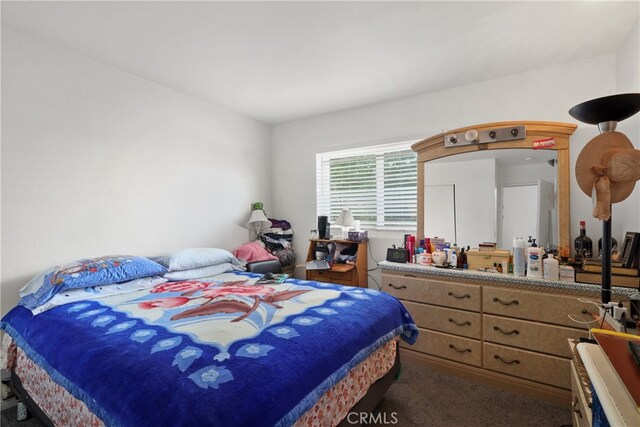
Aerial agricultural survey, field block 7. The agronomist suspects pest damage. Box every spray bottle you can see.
[513,237,526,277]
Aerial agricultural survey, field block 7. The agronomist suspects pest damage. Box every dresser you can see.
[380,261,640,405]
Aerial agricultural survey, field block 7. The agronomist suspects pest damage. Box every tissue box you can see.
[559,265,575,282]
[348,231,368,242]
[466,249,510,270]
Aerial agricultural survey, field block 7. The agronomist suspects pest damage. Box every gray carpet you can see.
[369,361,572,427]
[1,361,572,427]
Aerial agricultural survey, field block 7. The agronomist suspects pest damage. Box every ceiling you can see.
[2,1,638,125]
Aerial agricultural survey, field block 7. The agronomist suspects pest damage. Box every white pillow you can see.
[163,262,244,281]
[153,248,242,272]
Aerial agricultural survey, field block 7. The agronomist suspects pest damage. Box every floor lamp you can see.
[569,93,640,304]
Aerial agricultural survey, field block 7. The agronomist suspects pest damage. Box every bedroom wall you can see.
[272,53,633,287]
[1,27,272,315]
[615,19,640,235]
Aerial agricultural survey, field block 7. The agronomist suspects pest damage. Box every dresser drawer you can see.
[483,343,571,389]
[571,362,591,427]
[409,328,482,367]
[483,315,589,358]
[482,286,596,328]
[403,301,481,339]
[382,273,481,312]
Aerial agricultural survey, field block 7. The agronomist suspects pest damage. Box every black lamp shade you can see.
[568,93,640,124]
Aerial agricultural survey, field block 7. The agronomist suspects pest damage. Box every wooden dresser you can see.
[380,261,639,406]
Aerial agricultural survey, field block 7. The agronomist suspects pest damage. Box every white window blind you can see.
[316,141,417,231]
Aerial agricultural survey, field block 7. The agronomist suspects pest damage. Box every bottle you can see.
[449,249,457,268]
[543,253,559,281]
[464,246,470,269]
[457,247,465,269]
[574,221,593,260]
[513,237,526,277]
[527,246,543,278]
[527,236,533,247]
[531,239,538,247]
[495,262,503,273]
[598,237,618,257]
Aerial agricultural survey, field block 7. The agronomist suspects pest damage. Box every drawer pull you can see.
[403,274,417,278]
[387,283,407,290]
[492,297,519,306]
[448,292,471,299]
[573,396,582,418]
[448,344,471,353]
[494,354,520,365]
[493,326,519,335]
[449,318,471,327]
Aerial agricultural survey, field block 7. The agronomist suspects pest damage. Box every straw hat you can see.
[575,131,640,220]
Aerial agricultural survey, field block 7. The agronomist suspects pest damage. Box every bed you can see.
[1,255,417,427]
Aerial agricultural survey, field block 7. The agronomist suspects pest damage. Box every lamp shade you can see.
[334,208,355,227]
[247,209,272,236]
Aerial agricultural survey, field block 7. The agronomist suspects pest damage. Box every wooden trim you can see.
[412,121,576,250]
[400,348,572,407]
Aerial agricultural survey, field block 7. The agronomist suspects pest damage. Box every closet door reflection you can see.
[499,180,554,249]
[425,184,456,243]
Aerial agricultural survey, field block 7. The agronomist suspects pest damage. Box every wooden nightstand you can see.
[305,239,368,288]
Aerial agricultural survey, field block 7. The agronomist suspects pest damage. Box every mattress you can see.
[1,271,417,426]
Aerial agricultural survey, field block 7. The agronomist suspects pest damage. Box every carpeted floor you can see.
[1,361,572,427]
[369,361,572,426]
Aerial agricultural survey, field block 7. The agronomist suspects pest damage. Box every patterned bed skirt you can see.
[2,333,398,426]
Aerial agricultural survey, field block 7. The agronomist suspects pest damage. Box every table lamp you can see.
[247,207,272,241]
[335,208,355,239]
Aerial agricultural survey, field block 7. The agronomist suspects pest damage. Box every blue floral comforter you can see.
[1,272,418,426]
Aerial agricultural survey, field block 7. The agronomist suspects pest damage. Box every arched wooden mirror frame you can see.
[411,121,577,251]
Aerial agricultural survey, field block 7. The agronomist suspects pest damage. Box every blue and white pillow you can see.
[151,248,242,272]
[30,276,168,315]
[19,255,167,310]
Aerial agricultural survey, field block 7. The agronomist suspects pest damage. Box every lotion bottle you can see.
[513,237,526,277]
[527,246,543,278]
[543,253,559,281]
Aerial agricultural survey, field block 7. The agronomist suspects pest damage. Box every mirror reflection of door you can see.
[425,184,456,243]
[500,180,554,249]
[537,179,555,248]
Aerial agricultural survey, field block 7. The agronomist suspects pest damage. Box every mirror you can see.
[425,149,557,249]
[412,121,577,252]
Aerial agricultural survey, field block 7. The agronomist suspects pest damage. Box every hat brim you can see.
[575,131,636,203]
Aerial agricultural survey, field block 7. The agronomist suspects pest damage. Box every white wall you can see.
[273,53,628,288]
[1,28,272,315]
[615,20,640,239]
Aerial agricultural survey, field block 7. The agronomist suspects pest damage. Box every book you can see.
[575,271,640,289]
[255,273,289,284]
[581,263,639,277]
[620,232,640,269]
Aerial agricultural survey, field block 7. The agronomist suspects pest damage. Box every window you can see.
[316,141,417,232]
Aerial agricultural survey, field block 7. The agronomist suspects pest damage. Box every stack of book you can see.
[576,259,639,288]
